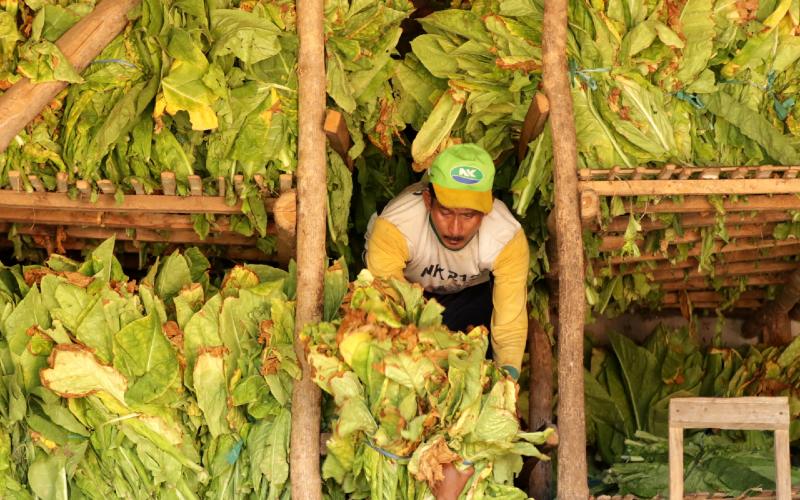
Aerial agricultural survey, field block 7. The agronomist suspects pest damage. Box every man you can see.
[365,142,529,379]
[365,143,529,498]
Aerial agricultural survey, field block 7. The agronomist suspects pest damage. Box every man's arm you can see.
[365,217,409,281]
[490,229,530,378]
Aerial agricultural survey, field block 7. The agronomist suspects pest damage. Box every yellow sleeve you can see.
[490,229,529,376]
[365,217,409,282]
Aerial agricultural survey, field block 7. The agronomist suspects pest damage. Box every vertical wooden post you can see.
[668,425,684,500]
[542,0,588,497]
[528,318,554,499]
[290,0,325,497]
[775,428,792,500]
[0,0,141,154]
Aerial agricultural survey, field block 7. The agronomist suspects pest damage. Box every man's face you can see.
[423,189,485,250]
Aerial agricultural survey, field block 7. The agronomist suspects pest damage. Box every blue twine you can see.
[673,90,705,109]
[91,58,138,68]
[568,59,610,91]
[226,439,244,465]
[364,438,473,466]
[719,70,794,120]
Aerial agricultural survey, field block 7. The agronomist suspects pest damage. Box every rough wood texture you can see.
[0,0,141,153]
[518,93,550,162]
[542,0,588,496]
[323,109,353,170]
[527,318,554,500]
[580,179,800,196]
[274,190,297,266]
[742,266,800,344]
[669,398,792,500]
[291,0,325,497]
[0,191,256,214]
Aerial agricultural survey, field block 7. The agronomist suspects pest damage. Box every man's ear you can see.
[422,188,432,210]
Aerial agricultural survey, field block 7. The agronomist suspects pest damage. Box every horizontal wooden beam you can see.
[0,191,276,214]
[580,179,800,196]
[661,300,762,309]
[599,224,775,252]
[670,397,790,431]
[5,224,269,246]
[598,211,792,234]
[650,260,798,282]
[602,241,800,272]
[662,290,765,305]
[659,274,786,291]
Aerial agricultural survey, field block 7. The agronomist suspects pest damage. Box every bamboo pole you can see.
[0,0,141,154]
[290,0,325,497]
[542,0,589,497]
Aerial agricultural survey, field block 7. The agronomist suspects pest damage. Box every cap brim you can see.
[432,184,493,214]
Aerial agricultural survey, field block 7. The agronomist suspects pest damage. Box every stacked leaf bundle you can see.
[305,270,552,499]
[0,238,300,499]
[583,326,800,497]
[0,0,413,243]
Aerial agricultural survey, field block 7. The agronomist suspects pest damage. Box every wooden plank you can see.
[660,275,786,291]
[130,178,145,195]
[669,397,790,430]
[161,172,176,196]
[188,175,202,196]
[324,109,353,169]
[700,167,720,180]
[606,240,800,269]
[651,260,798,282]
[518,93,550,162]
[580,190,600,225]
[775,429,792,500]
[14,225,263,245]
[669,426,683,500]
[662,290,765,304]
[76,180,91,199]
[97,179,115,194]
[615,194,800,215]
[0,191,271,214]
[217,177,226,197]
[8,171,21,192]
[579,179,800,196]
[599,223,775,252]
[662,299,762,309]
[28,175,45,192]
[658,164,676,180]
[600,210,792,234]
[56,172,68,193]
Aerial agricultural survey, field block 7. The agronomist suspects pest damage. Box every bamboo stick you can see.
[542,0,588,495]
[291,0,325,496]
[0,0,142,153]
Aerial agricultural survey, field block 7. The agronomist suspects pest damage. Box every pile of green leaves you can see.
[584,325,800,495]
[0,0,413,247]
[305,270,551,499]
[0,237,300,499]
[601,430,800,498]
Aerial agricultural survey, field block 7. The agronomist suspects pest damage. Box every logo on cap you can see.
[450,166,483,185]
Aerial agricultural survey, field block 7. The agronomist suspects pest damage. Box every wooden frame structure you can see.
[0,170,297,264]
[579,164,800,319]
[669,397,793,500]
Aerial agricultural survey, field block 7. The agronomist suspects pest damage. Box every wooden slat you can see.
[600,210,792,234]
[593,194,800,217]
[650,260,798,282]
[700,167,720,180]
[669,426,683,500]
[76,180,91,199]
[130,178,145,195]
[669,397,790,430]
[56,172,68,193]
[10,224,267,245]
[658,164,676,180]
[188,175,202,196]
[97,179,115,194]
[775,429,792,500]
[161,172,176,196]
[0,191,271,214]
[8,171,21,192]
[324,109,353,169]
[217,177,226,197]
[659,274,786,291]
[661,299,762,310]
[662,290,765,305]
[234,175,244,195]
[518,93,550,162]
[579,179,800,196]
[28,175,45,192]
[605,240,800,269]
[599,224,775,252]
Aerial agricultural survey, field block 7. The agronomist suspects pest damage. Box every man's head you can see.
[423,144,495,250]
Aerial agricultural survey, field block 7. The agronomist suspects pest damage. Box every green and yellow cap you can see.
[428,143,495,214]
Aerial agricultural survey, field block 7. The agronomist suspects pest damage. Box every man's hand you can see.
[432,463,474,500]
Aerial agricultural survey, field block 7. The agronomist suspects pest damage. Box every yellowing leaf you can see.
[40,345,128,406]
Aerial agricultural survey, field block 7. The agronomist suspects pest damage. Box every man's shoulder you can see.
[484,199,522,236]
[379,182,427,222]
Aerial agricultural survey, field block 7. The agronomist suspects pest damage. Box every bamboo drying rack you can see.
[0,170,297,264]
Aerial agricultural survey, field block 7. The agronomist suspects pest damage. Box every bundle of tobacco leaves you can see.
[305,270,552,499]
